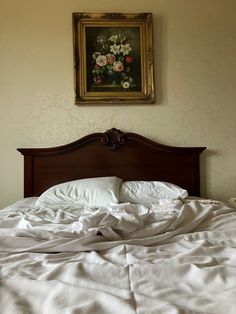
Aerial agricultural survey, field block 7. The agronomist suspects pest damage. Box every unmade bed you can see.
[1,128,236,314]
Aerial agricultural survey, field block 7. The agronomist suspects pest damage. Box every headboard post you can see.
[23,156,34,197]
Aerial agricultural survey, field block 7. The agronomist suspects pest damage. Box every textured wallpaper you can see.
[0,0,236,207]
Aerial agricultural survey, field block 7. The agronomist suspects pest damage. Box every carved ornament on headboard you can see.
[101,128,126,151]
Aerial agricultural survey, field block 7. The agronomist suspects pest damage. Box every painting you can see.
[73,13,155,104]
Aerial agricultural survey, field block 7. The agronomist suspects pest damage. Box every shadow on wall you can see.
[154,13,166,106]
[200,150,221,199]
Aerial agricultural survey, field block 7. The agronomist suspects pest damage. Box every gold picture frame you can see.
[73,13,155,104]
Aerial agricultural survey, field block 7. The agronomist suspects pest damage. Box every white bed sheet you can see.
[1,198,236,314]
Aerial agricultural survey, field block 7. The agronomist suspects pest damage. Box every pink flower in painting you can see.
[124,55,134,64]
[106,54,116,64]
[94,64,100,69]
[96,55,107,67]
[93,75,104,85]
[113,61,124,72]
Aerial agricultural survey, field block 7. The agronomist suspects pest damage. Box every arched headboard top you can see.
[18,128,206,197]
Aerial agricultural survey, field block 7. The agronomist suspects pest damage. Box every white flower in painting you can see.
[122,81,130,89]
[110,44,121,55]
[96,55,107,66]
[109,34,119,43]
[93,52,101,60]
[120,43,132,55]
[97,35,106,44]
[120,36,126,43]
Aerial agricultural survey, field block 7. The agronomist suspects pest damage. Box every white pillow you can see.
[119,181,188,203]
[35,177,122,207]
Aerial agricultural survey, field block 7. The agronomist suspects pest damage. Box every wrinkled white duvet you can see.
[1,198,236,314]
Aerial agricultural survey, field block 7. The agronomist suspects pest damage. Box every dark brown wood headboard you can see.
[17,128,206,197]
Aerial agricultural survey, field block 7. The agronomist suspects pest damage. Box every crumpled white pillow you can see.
[35,177,122,207]
[119,181,188,203]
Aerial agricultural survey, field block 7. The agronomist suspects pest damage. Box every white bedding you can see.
[1,198,236,314]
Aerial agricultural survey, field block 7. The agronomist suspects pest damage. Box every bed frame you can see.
[17,128,206,197]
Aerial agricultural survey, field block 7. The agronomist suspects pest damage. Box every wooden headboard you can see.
[17,128,206,197]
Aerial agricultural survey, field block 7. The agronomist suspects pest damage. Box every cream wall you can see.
[0,0,236,208]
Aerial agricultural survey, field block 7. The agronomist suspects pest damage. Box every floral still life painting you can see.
[87,29,141,92]
[73,13,155,104]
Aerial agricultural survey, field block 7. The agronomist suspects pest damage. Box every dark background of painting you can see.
[85,26,142,92]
